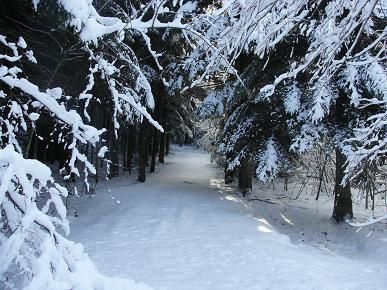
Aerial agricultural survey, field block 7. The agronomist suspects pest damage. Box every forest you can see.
[0,0,386,289]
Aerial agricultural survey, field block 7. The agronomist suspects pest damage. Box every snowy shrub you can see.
[0,146,151,290]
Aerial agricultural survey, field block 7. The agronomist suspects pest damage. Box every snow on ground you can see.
[69,145,387,290]
[237,181,387,264]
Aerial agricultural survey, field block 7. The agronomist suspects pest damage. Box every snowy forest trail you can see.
[69,146,387,290]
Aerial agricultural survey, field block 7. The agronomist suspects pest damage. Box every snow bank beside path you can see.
[70,145,387,290]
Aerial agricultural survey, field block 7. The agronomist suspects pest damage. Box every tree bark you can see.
[25,127,35,159]
[332,89,353,222]
[94,143,99,185]
[225,164,235,184]
[238,159,252,196]
[159,132,165,163]
[122,129,128,172]
[158,84,167,163]
[333,148,353,222]
[138,120,148,182]
[126,125,136,175]
[165,131,170,156]
[150,127,159,173]
[109,130,119,178]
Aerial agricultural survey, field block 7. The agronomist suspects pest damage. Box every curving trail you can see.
[70,146,387,290]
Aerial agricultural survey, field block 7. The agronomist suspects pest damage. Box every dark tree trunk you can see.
[333,148,353,222]
[225,153,235,184]
[33,133,39,159]
[109,130,119,178]
[26,128,35,159]
[94,143,99,185]
[165,131,170,156]
[159,132,165,163]
[138,120,148,182]
[224,162,235,184]
[126,125,136,175]
[148,129,153,156]
[332,89,353,222]
[150,127,159,173]
[158,85,167,163]
[238,159,252,196]
[122,129,128,172]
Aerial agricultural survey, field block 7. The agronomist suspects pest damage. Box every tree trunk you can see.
[126,125,136,175]
[94,143,99,185]
[333,148,353,222]
[109,131,119,178]
[158,85,167,163]
[238,159,252,196]
[225,163,235,184]
[165,131,170,156]
[150,127,159,173]
[122,129,128,172]
[25,127,35,159]
[159,132,165,163]
[138,121,148,182]
[332,89,353,222]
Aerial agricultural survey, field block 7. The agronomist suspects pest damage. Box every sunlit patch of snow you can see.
[257,225,273,233]
[280,213,294,226]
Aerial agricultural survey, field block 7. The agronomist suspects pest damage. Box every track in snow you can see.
[70,146,387,290]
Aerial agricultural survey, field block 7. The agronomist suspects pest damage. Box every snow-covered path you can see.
[70,146,387,290]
